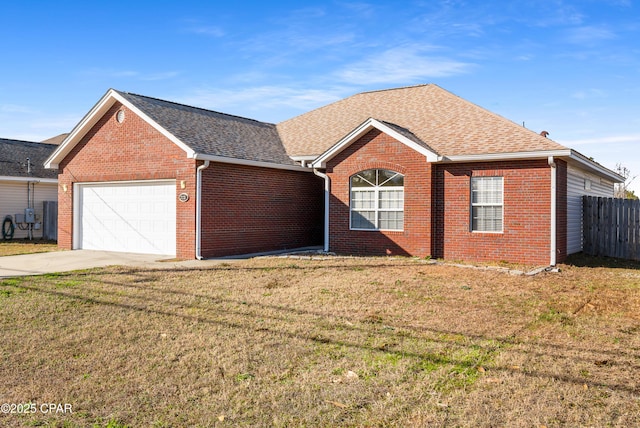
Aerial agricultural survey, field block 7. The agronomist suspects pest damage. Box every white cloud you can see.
[571,88,607,100]
[559,133,640,145]
[175,85,346,120]
[80,68,179,81]
[189,26,225,37]
[335,46,473,85]
[0,104,34,114]
[565,25,616,45]
[140,71,181,81]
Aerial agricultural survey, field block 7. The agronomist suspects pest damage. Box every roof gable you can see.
[46,89,298,169]
[312,118,440,168]
[277,84,568,158]
[0,138,58,180]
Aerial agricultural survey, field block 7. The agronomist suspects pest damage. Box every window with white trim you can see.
[471,176,503,232]
[350,169,404,230]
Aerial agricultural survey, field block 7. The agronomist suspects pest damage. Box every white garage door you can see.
[75,180,176,255]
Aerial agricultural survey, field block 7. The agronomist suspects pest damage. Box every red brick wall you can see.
[432,160,563,265]
[57,102,197,259]
[326,129,432,257]
[199,163,324,257]
[326,128,566,265]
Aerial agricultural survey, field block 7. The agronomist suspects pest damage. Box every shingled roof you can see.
[116,91,297,166]
[0,138,58,179]
[276,84,568,158]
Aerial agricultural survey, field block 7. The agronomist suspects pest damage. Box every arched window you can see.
[350,169,404,230]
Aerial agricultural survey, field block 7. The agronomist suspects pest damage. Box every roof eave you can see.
[0,175,58,183]
[443,149,624,182]
[192,153,312,172]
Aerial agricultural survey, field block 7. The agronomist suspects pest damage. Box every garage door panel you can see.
[77,181,176,255]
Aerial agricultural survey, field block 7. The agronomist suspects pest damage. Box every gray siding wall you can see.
[567,165,614,254]
[0,180,58,239]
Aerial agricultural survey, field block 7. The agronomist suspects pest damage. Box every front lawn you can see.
[0,239,59,257]
[1,256,639,427]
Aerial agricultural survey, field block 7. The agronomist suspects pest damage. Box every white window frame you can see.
[350,169,404,231]
[470,176,504,233]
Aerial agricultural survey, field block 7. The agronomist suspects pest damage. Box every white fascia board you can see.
[0,176,58,183]
[193,153,312,172]
[443,150,572,163]
[568,150,624,183]
[290,155,319,162]
[443,149,624,183]
[44,89,195,169]
[311,118,440,168]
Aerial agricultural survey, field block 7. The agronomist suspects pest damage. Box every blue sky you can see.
[1,0,639,193]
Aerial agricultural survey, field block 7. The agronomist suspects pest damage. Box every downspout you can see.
[313,168,330,252]
[196,160,211,260]
[548,156,557,266]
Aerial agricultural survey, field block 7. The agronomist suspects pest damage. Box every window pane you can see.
[351,211,376,229]
[471,177,503,232]
[379,211,404,230]
[379,189,403,209]
[379,170,404,186]
[352,170,376,187]
[352,190,375,209]
[472,177,503,204]
[472,206,502,232]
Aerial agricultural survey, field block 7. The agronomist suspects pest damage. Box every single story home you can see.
[1,138,58,239]
[45,84,622,265]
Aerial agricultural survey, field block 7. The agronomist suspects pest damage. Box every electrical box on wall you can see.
[24,208,35,223]
[15,213,24,223]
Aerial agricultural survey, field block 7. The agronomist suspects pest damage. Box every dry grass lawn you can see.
[1,255,639,427]
[0,239,59,257]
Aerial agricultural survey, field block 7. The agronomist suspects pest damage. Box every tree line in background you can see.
[614,164,638,200]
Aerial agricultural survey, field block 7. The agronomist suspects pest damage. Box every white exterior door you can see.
[75,180,176,256]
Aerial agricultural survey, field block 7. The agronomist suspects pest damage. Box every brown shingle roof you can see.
[276,84,567,158]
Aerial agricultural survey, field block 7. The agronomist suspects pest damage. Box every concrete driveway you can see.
[0,250,227,278]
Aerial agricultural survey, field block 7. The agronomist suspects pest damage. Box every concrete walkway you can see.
[0,246,323,278]
[0,250,231,278]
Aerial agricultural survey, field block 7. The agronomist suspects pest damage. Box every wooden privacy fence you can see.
[583,196,640,261]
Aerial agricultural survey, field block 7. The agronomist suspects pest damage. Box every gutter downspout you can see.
[196,160,211,260]
[548,156,557,266]
[313,168,330,252]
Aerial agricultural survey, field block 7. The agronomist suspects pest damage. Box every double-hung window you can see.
[350,169,404,231]
[471,176,503,232]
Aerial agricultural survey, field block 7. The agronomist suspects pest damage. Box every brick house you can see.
[45,84,621,264]
[45,90,323,259]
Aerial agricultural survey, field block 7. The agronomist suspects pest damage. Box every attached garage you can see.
[74,180,176,256]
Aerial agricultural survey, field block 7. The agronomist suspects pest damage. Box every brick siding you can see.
[199,163,324,257]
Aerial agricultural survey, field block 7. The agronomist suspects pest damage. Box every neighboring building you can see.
[45,85,621,264]
[41,133,69,145]
[1,138,58,239]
